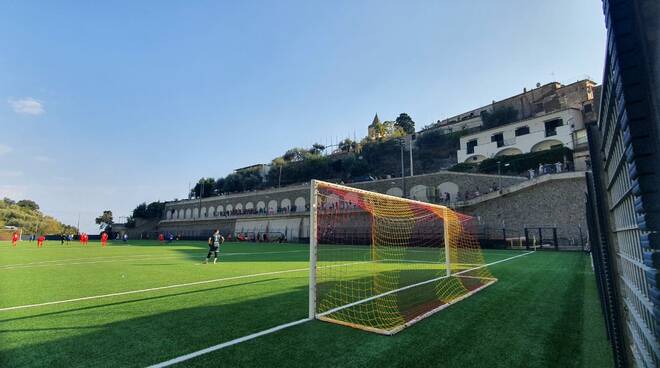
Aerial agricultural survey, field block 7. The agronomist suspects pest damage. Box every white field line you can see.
[318,250,534,318]
[0,250,309,270]
[0,267,308,312]
[0,260,364,312]
[148,317,312,368]
[0,253,175,267]
[149,250,535,367]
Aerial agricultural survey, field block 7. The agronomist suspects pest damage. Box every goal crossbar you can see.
[309,179,496,334]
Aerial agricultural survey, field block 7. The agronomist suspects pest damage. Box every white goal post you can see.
[308,179,496,335]
[0,228,22,242]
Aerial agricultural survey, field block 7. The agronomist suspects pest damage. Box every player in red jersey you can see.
[11,232,19,247]
[101,232,108,247]
[158,233,164,243]
[37,235,45,248]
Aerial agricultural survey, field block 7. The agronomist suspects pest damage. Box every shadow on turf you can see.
[1,280,312,367]
[0,278,278,324]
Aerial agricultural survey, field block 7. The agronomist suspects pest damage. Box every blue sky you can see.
[0,0,606,232]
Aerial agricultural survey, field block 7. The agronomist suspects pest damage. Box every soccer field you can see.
[0,240,613,368]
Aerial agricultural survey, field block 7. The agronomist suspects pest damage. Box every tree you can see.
[95,210,113,230]
[133,201,166,219]
[309,143,326,155]
[190,177,217,198]
[132,203,148,218]
[395,113,415,134]
[16,199,39,211]
[145,201,165,218]
[3,197,15,206]
[338,138,357,153]
[480,106,519,129]
[282,148,308,162]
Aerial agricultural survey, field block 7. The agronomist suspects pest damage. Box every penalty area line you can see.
[148,317,312,368]
[0,267,308,312]
[0,260,366,312]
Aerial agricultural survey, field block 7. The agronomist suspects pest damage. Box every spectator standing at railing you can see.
[555,162,563,173]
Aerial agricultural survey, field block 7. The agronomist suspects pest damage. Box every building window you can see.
[515,126,530,136]
[466,139,477,154]
[491,133,504,148]
[584,103,593,113]
[544,119,563,137]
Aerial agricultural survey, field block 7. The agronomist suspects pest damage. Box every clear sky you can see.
[0,0,606,233]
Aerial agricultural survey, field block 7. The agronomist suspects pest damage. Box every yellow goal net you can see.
[309,180,496,335]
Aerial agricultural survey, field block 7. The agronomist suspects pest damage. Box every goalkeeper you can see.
[204,229,224,264]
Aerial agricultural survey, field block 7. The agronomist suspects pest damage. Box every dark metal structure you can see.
[586,1,659,366]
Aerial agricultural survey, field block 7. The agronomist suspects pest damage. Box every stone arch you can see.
[177,209,183,219]
[192,208,199,218]
[268,200,278,212]
[166,210,172,220]
[437,182,459,201]
[235,203,243,212]
[495,147,523,157]
[185,208,191,219]
[217,205,224,215]
[465,154,487,163]
[245,202,254,211]
[281,198,291,210]
[386,187,403,197]
[200,207,207,218]
[531,139,563,152]
[208,206,215,217]
[410,184,428,202]
[294,197,305,212]
[226,204,233,214]
[256,201,266,212]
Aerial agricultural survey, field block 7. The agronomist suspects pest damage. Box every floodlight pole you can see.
[409,134,414,177]
[309,180,318,320]
[400,138,406,197]
[498,161,502,192]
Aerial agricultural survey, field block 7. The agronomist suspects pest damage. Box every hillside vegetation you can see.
[0,198,78,235]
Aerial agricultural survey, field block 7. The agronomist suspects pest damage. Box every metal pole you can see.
[278,165,282,188]
[524,228,530,250]
[308,180,318,320]
[400,139,406,197]
[444,207,451,277]
[409,135,414,177]
[498,161,502,191]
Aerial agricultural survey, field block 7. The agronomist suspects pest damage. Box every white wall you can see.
[457,109,583,163]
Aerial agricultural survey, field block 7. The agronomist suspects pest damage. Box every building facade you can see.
[422,79,599,136]
[457,108,585,164]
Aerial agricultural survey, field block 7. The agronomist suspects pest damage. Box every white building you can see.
[457,108,584,163]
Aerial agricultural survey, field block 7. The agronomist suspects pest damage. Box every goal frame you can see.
[308,179,496,335]
[0,228,22,242]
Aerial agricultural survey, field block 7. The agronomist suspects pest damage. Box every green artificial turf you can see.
[0,240,613,367]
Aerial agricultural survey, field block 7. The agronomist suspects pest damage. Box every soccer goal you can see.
[308,180,496,335]
[0,228,22,241]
